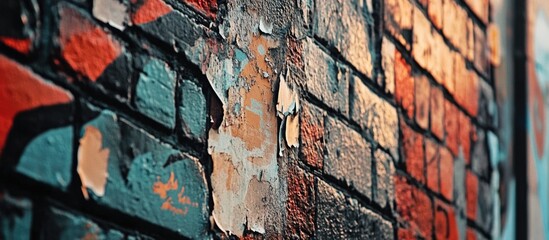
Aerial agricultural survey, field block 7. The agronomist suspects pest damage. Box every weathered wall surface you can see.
[0,0,501,239]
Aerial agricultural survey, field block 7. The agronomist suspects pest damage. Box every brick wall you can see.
[0,0,498,239]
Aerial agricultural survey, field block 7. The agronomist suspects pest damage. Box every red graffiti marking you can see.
[0,37,31,54]
[0,55,72,151]
[132,0,172,25]
[153,171,198,215]
[59,6,121,81]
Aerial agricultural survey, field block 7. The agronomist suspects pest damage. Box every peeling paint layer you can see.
[93,0,128,30]
[77,125,110,199]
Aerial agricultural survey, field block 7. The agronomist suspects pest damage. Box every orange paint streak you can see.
[0,37,31,54]
[0,55,72,151]
[184,0,217,18]
[153,172,178,199]
[153,171,198,215]
[132,0,172,25]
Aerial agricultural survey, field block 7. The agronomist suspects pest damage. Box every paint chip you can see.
[259,18,273,35]
[77,126,110,199]
[93,0,129,30]
[285,114,299,148]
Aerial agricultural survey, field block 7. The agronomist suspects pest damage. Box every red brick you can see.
[184,0,217,18]
[395,174,433,238]
[459,112,473,164]
[299,102,324,169]
[426,139,440,193]
[455,67,479,117]
[415,75,430,130]
[444,101,459,156]
[466,171,479,220]
[286,164,315,239]
[467,228,477,240]
[439,147,454,200]
[401,120,425,183]
[131,0,172,25]
[435,200,459,240]
[395,51,415,119]
[59,5,122,81]
[430,86,444,140]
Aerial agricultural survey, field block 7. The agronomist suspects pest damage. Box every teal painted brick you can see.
[178,79,207,141]
[78,105,210,239]
[16,126,73,190]
[135,58,176,129]
[41,207,129,240]
[0,191,32,240]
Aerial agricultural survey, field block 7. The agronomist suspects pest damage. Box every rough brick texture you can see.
[0,0,499,239]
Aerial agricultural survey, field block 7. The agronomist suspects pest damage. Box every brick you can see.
[184,0,218,18]
[299,101,325,169]
[0,191,32,239]
[453,152,467,213]
[324,117,372,199]
[40,207,133,239]
[435,200,460,240]
[395,51,414,119]
[134,57,176,129]
[443,1,468,54]
[428,0,443,29]
[459,112,473,164]
[440,147,454,200]
[131,1,207,65]
[401,120,425,183]
[94,52,133,100]
[316,180,393,239]
[472,129,490,178]
[415,75,430,130]
[79,105,209,238]
[351,77,399,160]
[314,0,373,77]
[374,149,395,210]
[394,174,433,238]
[286,165,316,239]
[58,4,122,81]
[426,139,440,193]
[430,86,445,140]
[303,39,349,117]
[0,1,37,54]
[474,24,490,75]
[444,101,459,156]
[384,0,413,49]
[477,80,497,127]
[466,171,479,220]
[476,180,493,232]
[381,37,396,95]
[412,7,434,73]
[178,79,207,141]
[455,68,480,117]
[464,0,489,23]
[0,55,74,190]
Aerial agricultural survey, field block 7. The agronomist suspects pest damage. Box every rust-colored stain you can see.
[77,126,110,199]
[153,171,198,215]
